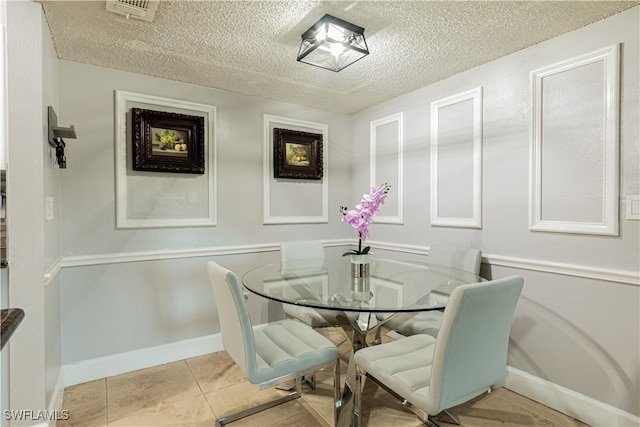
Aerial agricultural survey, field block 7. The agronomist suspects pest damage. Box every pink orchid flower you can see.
[340,183,391,255]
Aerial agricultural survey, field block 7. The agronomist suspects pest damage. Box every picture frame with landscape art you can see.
[132,108,206,174]
[273,127,323,180]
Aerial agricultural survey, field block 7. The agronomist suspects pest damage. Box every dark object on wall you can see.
[132,108,205,174]
[273,128,323,180]
[1,308,25,350]
[48,106,77,169]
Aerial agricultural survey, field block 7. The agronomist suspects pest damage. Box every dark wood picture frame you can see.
[132,108,206,174]
[273,128,323,180]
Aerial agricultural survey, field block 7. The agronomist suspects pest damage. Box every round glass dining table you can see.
[242,256,483,315]
[242,256,484,427]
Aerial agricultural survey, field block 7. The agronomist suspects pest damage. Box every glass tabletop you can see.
[242,257,483,313]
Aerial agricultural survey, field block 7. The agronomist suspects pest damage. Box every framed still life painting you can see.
[132,108,206,174]
[273,127,323,180]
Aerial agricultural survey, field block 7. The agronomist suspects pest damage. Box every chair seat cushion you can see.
[282,303,338,327]
[385,311,444,337]
[354,334,437,414]
[251,319,339,384]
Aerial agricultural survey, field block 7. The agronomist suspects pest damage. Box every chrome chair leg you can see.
[439,409,461,425]
[215,380,302,426]
[373,325,383,345]
[353,368,365,427]
[304,374,316,390]
[334,358,341,426]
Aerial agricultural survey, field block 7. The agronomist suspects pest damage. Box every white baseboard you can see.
[47,370,64,426]
[506,366,640,427]
[62,333,223,387]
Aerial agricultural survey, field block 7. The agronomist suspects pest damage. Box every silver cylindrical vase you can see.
[350,254,371,300]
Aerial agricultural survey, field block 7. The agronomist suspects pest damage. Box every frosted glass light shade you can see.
[297,14,369,72]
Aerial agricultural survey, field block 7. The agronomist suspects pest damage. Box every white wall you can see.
[0,1,7,420]
[57,61,353,364]
[5,0,61,418]
[351,7,639,418]
[41,1,62,412]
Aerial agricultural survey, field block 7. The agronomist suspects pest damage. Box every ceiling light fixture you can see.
[297,14,369,72]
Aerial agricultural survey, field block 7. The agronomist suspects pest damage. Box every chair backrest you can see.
[206,261,256,379]
[280,240,325,274]
[428,245,482,275]
[428,276,524,413]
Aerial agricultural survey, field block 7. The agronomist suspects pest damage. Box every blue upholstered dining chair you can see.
[383,245,482,338]
[206,261,341,426]
[354,276,524,427]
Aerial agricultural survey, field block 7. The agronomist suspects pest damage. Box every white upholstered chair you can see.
[280,240,340,328]
[383,246,482,337]
[354,276,524,426]
[428,245,482,274]
[206,261,340,426]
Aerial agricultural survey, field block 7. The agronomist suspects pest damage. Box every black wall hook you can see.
[48,106,76,169]
[54,137,66,169]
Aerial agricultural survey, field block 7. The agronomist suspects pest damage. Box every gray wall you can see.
[350,7,639,416]
[58,61,353,363]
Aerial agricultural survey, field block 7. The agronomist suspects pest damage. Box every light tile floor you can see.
[58,328,587,427]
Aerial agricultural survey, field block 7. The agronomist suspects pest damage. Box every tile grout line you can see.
[104,377,110,426]
[300,392,333,427]
[183,357,220,420]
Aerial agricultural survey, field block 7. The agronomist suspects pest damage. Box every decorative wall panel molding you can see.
[430,87,483,228]
[530,44,619,236]
[370,113,403,224]
[115,91,217,228]
[263,115,328,224]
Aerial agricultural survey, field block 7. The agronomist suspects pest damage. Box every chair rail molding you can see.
[59,239,353,268]
[58,240,638,286]
[44,256,63,286]
[430,87,483,229]
[262,114,328,224]
[529,44,620,236]
[365,240,638,286]
[370,112,404,224]
[485,253,638,286]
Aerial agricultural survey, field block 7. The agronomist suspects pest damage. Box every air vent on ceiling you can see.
[106,0,158,22]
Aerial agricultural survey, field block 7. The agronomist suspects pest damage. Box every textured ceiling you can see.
[42,1,639,114]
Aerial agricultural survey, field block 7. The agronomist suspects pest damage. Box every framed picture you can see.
[273,128,323,180]
[132,108,206,174]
